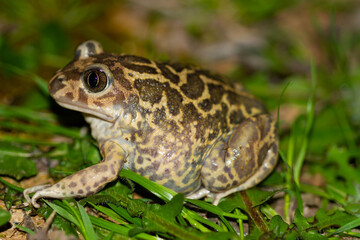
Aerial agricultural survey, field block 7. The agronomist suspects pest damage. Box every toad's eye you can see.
[83,68,108,92]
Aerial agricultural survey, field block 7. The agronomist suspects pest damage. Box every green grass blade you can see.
[107,203,142,225]
[186,199,247,219]
[182,209,220,232]
[293,60,317,186]
[14,224,35,235]
[0,177,24,192]
[119,169,175,202]
[89,215,158,240]
[326,217,360,237]
[0,105,55,122]
[45,200,80,227]
[90,203,128,225]
[77,202,97,240]
[0,62,49,96]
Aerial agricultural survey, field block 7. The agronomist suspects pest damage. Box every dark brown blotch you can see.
[111,67,132,91]
[208,83,224,104]
[198,99,212,112]
[93,53,117,68]
[122,62,158,74]
[217,175,228,184]
[101,176,109,182]
[168,62,187,72]
[197,70,227,83]
[182,102,201,125]
[134,79,164,105]
[180,73,204,99]
[80,175,87,186]
[65,92,74,100]
[166,88,183,116]
[85,42,97,56]
[136,156,144,164]
[156,62,180,84]
[219,103,229,131]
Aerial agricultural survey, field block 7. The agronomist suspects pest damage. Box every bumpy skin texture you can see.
[24,40,278,207]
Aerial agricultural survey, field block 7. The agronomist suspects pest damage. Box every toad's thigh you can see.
[200,114,278,193]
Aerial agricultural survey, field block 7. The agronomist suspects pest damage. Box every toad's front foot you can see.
[24,157,122,208]
[24,185,54,208]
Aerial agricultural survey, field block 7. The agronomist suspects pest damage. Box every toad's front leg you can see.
[24,141,125,208]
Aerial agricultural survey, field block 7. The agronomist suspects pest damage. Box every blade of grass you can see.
[278,82,295,223]
[333,105,357,151]
[0,62,49,95]
[219,215,236,233]
[119,168,175,202]
[235,208,244,240]
[90,203,129,225]
[45,200,79,227]
[77,202,97,240]
[107,203,142,225]
[0,134,61,146]
[277,80,292,131]
[293,60,316,186]
[0,177,24,192]
[14,224,35,235]
[182,210,217,232]
[0,105,55,123]
[89,215,158,240]
[0,120,82,139]
[292,60,317,214]
[326,217,360,237]
[186,199,247,220]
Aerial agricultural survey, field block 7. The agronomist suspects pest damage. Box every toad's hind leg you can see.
[187,114,278,205]
[24,141,125,208]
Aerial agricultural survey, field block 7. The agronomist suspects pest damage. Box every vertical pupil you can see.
[88,71,99,88]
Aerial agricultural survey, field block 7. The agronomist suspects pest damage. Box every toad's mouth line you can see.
[56,100,115,122]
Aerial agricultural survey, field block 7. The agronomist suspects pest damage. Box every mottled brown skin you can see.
[24,40,278,207]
